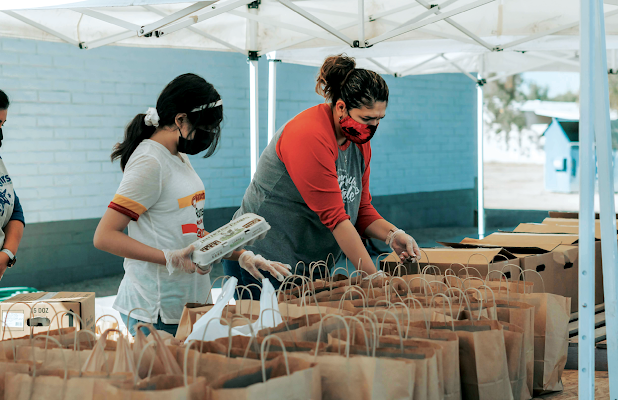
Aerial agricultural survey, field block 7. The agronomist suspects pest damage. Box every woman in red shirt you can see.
[226,55,420,298]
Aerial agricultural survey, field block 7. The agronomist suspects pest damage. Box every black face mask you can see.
[0,128,3,148]
[177,127,214,155]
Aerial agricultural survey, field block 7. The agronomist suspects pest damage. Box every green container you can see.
[0,287,39,302]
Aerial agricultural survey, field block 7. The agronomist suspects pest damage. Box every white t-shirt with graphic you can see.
[0,158,16,248]
[110,139,211,324]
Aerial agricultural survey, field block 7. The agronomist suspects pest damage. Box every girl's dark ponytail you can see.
[111,114,156,171]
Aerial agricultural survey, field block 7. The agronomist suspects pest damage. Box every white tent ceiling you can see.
[1,0,616,78]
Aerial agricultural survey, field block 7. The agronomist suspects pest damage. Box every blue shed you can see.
[544,118,618,193]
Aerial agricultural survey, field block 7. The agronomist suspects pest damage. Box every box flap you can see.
[418,247,517,264]
[459,232,578,252]
[514,223,603,239]
[3,292,46,303]
[2,292,94,304]
[548,211,618,219]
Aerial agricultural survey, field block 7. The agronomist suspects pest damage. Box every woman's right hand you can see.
[162,245,210,275]
[238,251,292,282]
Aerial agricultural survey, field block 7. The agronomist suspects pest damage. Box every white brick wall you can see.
[0,37,477,224]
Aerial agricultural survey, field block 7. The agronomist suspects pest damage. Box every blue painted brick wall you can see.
[0,37,477,224]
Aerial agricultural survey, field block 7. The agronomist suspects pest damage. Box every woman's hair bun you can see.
[315,54,389,110]
[315,54,356,103]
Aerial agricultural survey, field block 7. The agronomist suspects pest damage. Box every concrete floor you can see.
[484,162,618,212]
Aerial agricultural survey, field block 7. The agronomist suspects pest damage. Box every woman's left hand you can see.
[390,232,421,262]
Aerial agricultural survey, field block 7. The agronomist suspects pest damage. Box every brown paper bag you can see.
[0,362,29,399]
[211,354,321,400]
[94,375,209,400]
[330,342,442,400]
[176,303,216,342]
[500,322,526,400]
[133,324,183,379]
[15,345,115,375]
[172,345,261,382]
[5,371,129,400]
[486,291,570,394]
[386,325,461,400]
[82,329,135,377]
[428,319,513,400]
[292,352,414,400]
[495,300,535,400]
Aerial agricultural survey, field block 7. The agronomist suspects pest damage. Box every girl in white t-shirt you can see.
[94,73,290,337]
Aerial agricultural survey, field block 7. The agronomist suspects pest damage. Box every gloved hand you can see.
[162,245,211,276]
[387,229,421,262]
[238,251,292,282]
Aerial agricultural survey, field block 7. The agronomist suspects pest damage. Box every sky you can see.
[520,72,580,98]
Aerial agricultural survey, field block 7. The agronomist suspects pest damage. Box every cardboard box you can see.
[540,218,618,239]
[517,242,604,312]
[514,222,602,239]
[547,211,618,219]
[442,231,602,312]
[396,247,521,280]
[0,292,95,339]
[450,232,579,254]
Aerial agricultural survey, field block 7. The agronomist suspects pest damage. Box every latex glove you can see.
[162,245,211,276]
[238,251,292,282]
[389,230,421,262]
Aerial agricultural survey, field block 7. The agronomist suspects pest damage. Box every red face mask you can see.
[339,115,378,144]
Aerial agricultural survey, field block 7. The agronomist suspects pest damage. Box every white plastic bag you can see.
[185,277,282,343]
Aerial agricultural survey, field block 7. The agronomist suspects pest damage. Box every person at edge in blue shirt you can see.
[0,90,25,279]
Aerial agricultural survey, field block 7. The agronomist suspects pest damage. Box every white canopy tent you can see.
[0,1,616,396]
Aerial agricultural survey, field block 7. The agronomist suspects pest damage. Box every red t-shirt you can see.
[276,103,382,234]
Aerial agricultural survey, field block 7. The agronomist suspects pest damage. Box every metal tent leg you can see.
[267,58,280,143]
[477,73,485,239]
[249,4,259,179]
[579,0,598,396]
[580,0,618,398]
[593,0,618,397]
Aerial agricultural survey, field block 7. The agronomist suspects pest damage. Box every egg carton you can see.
[190,213,270,271]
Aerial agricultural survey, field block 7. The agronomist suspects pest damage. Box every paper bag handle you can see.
[314,315,350,358]
[343,316,373,356]
[521,269,546,293]
[338,286,367,309]
[2,301,33,361]
[430,293,455,331]
[260,335,291,382]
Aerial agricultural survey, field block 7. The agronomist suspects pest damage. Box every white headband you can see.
[144,99,222,127]
[191,99,222,112]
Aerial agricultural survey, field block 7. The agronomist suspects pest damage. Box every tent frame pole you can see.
[586,0,618,397]
[477,69,485,239]
[2,10,79,46]
[267,58,280,143]
[278,0,355,46]
[366,0,495,46]
[137,1,215,36]
[249,4,259,179]
[144,5,245,54]
[153,0,254,37]
[414,0,494,50]
[579,0,598,393]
